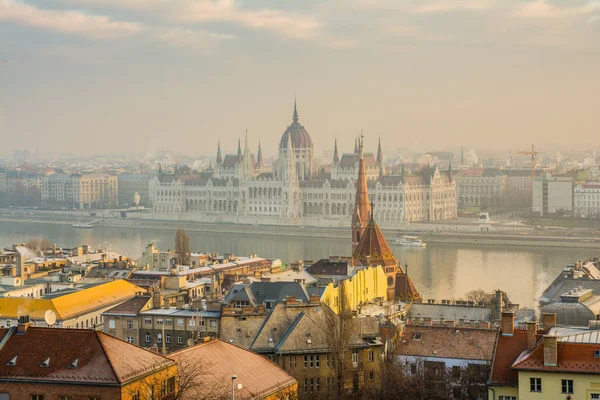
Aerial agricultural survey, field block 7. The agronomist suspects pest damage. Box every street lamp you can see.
[231,375,237,400]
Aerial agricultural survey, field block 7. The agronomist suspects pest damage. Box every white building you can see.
[574,182,600,217]
[150,102,457,226]
[533,176,573,216]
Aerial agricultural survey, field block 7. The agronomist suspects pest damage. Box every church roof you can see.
[352,213,398,267]
[279,101,313,150]
[339,153,377,168]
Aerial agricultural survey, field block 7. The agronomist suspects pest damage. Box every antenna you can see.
[44,310,56,327]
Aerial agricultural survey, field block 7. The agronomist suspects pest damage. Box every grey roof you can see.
[539,302,597,327]
[261,269,317,285]
[219,314,267,350]
[558,330,600,343]
[408,303,492,323]
[222,281,310,307]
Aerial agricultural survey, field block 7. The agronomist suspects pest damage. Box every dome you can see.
[279,102,313,150]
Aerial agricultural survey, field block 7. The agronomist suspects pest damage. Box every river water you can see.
[0,221,588,308]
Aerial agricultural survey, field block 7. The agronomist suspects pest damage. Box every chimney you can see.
[286,296,297,305]
[543,335,558,366]
[543,313,556,332]
[309,295,321,304]
[82,244,89,254]
[15,252,24,276]
[241,305,254,314]
[257,305,265,314]
[446,320,456,328]
[152,291,162,309]
[17,315,33,335]
[493,290,503,320]
[526,321,538,352]
[501,312,514,336]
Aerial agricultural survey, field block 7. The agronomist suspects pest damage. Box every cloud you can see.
[155,27,236,49]
[0,0,142,39]
[587,14,600,23]
[414,0,494,14]
[514,0,600,19]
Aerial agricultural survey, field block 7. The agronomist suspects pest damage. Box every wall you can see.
[321,265,387,314]
[517,370,600,400]
[0,382,121,400]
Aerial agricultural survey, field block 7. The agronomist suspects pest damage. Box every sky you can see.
[0,0,599,158]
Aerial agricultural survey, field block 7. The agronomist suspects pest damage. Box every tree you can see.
[174,227,190,266]
[464,289,493,305]
[25,237,51,252]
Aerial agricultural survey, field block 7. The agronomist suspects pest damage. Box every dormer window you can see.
[40,357,50,367]
[412,332,423,341]
[6,356,17,366]
[68,358,79,368]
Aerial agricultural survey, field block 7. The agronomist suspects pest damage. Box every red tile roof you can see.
[490,330,530,386]
[169,339,297,400]
[512,341,600,374]
[0,327,174,385]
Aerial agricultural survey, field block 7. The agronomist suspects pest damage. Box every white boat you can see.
[72,224,93,229]
[393,236,426,248]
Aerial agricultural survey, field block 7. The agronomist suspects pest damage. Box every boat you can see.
[72,224,93,229]
[393,236,426,248]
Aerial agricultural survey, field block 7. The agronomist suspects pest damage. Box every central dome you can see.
[279,101,313,150]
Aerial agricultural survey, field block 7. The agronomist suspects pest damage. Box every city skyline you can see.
[1,0,599,156]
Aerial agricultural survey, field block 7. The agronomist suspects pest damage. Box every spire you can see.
[448,160,453,182]
[216,141,222,165]
[354,137,358,154]
[351,132,370,251]
[293,97,299,123]
[333,138,339,164]
[359,131,364,160]
[237,138,242,158]
[257,139,263,166]
[400,163,405,183]
[376,137,383,165]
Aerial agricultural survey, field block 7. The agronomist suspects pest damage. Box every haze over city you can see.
[1,0,599,157]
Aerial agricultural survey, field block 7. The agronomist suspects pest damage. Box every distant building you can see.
[533,176,574,216]
[0,317,177,400]
[150,104,457,225]
[455,168,508,209]
[574,182,600,217]
[42,173,118,209]
[118,173,153,207]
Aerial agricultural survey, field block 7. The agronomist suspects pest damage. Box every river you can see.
[0,220,588,308]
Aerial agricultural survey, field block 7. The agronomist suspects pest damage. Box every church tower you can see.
[351,134,370,251]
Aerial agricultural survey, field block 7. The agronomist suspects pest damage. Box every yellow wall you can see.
[489,385,518,400]
[517,371,600,400]
[321,265,387,314]
[121,364,178,400]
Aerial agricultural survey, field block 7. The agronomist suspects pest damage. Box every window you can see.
[30,396,44,400]
[368,351,374,362]
[498,396,516,400]
[177,334,183,344]
[145,333,151,343]
[304,355,316,368]
[562,379,574,394]
[352,350,359,364]
[288,356,297,369]
[59,397,72,400]
[452,366,461,379]
[409,363,417,375]
[88,397,101,400]
[108,319,115,329]
[165,319,172,326]
[412,332,423,340]
[126,336,134,344]
[592,394,600,399]
[144,318,151,325]
[166,334,171,344]
[127,320,134,329]
[210,320,217,328]
[530,377,542,392]
[177,319,184,327]
[369,370,375,380]
[157,333,162,343]
[189,319,196,327]
[156,319,163,325]
[131,393,140,400]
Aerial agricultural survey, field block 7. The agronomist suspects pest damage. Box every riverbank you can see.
[1,212,599,249]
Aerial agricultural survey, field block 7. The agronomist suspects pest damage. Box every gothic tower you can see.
[351,134,370,251]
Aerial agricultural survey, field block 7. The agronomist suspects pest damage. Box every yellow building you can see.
[321,265,387,314]
[0,279,145,328]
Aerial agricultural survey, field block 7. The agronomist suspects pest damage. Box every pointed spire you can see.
[448,160,453,182]
[333,138,339,164]
[377,137,383,164]
[400,163,405,183]
[352,132,370,251]
[354,137,358,154]
[216,141,222,165]
[237,138,242,158]
[293,97,299,123]
[257,139,263,166]
[359,131,364,160]
[244,129,249,155]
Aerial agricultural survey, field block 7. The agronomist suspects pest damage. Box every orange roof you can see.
[490,330,529,386]
[0,327,173,385]
[169,339,296,399]
[512,341,600,374]
[352,215,398,267]
[395,273,422,302]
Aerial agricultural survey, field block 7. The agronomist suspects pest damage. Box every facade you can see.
[150,103,457,226]
[118,173,153,207]
[574,182,600,217]
[220,298,384,396]
[533,176,573,216]
[42,173,118,209]
[0,318,177,400]
[455,167,508,209]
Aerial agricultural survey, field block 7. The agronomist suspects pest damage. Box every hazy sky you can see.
[0,0,599,158]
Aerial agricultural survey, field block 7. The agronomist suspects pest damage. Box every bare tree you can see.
[464,289,493,305]
[174,227,190,266]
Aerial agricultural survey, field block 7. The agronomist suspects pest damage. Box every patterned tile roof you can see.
[397,325,497,361]
[0,327,174,385]
[490,330,535,386]
[512,341,600,374]
[220,314,267,350]
[352,215,398,267]
[169,339,297,400]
